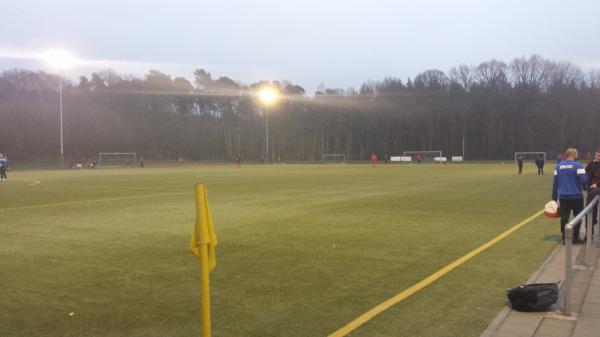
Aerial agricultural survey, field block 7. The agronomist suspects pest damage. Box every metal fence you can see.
[563,195,600,315]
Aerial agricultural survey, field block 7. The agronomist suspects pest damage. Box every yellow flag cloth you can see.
[190,184,218,271]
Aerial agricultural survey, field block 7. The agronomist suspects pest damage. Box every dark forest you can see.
[1,55,599,162]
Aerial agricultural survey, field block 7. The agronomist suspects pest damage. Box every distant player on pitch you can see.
[535,155,545,175]
[370,153,377,168]
[0,154,8,180]
[517,156,524,175]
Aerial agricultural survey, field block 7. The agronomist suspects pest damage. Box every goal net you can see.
[403,151,443,163]
[321,154,346,163]
[98,152,137,168]
[514,152,546,164]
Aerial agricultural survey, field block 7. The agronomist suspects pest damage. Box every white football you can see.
[545,200,559,218]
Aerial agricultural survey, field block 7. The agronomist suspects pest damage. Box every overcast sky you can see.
[1,0,599,92]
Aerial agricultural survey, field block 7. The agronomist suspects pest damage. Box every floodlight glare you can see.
[42,49,77,69]
[258,88,278,105]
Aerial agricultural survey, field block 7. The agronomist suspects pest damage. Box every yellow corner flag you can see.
[190,183,218,270]
[189,183,217,337]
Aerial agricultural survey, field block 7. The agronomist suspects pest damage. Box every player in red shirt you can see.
[370,153,378,168]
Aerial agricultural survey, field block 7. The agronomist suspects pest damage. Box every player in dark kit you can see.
[0,154,8,180]
[517,156,524,175]
[535,155,545,175]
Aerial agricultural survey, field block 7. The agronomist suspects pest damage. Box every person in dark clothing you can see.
[585,149,600,231]
[0,154,8,180]
[517,156,524,175]
[552,148,588,244]
[384,152,389,164]
[535,155,545,175]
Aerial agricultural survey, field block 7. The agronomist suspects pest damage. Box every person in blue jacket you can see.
[552,148,588,244]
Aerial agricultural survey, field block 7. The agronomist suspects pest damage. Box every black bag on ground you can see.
[506,282,559,312]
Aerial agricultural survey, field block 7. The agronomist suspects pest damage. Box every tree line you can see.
[1,54,599,162]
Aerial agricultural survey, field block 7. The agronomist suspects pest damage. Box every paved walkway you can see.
[481,240,600,337]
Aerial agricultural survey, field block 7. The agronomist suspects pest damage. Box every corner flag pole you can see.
[191,183,217,337]
[199,242,211,337]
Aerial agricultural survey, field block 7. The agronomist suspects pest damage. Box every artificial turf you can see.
[0,163,559,337]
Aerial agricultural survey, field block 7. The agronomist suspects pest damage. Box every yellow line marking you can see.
[0,191,190,212]
[28,180,41,186]
[328,209,545,337]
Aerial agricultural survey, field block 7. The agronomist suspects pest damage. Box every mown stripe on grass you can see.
[0,191,191,212]
[328,209,545,337]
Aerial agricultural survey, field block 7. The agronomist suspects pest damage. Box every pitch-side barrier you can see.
[563,195,600,315]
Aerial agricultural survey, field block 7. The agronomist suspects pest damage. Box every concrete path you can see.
[481,240,600,337]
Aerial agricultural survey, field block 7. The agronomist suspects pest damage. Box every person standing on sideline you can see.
[384,152,389,164]
[585,148,600,235]
[517,156,524,175]
[0,154,8,180]
[552,148,588,244]
[535,155,545,175]
[235,156,241,168]
[370,153,378,168]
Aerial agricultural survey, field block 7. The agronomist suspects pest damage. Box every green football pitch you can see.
[1,163,559,337]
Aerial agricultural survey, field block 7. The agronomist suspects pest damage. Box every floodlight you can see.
[42,49,77,69]
[258,88,278,105]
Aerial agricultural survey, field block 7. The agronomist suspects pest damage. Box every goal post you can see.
[514,152,546,164]
[98,152,137,168]
[321,154,346,163]
[403,151,443,163]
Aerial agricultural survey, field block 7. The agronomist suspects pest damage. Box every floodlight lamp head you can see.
[43,49,77,69]
[258,87,278,106]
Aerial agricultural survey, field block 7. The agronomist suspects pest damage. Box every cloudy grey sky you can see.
[1,0,599,92]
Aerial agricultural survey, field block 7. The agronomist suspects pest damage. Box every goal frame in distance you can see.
[98,152,137,168]
[514,152,546,164]
[321,154,346,163]
[403,151,443,163]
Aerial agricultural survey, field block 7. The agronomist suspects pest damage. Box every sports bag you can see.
[506,282,559,312]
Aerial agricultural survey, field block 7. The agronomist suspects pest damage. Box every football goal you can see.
[321,154,346,163]
[98,152,137,168]
[514,152,546,164]
[403,151,443,163]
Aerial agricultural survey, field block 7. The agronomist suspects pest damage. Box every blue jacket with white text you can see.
[552,160,587,200]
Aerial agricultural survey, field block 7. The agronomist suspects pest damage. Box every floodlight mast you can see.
[258,88,279,163]
[59,68,63,167]
[42,49,76,167]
